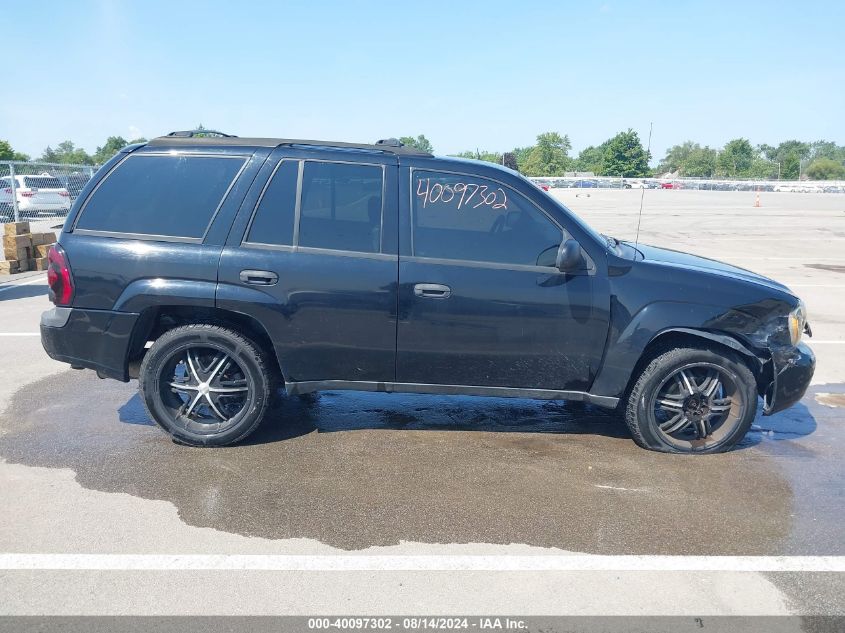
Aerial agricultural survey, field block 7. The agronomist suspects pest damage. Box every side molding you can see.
[285,380,620,409]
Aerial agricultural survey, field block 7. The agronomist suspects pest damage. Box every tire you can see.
[139,323,273,447]
[624,345,757,454]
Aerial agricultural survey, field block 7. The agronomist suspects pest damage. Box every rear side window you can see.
[245,160,298,246]
[24,176,63,189]
[76,154,244,238]
[298,161,383,253]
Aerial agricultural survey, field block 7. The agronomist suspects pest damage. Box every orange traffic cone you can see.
[754,191,761,208]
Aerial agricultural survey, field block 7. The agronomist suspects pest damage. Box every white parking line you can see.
[0,554,842,572]
[0,275,47,293]
[0,333,39,336]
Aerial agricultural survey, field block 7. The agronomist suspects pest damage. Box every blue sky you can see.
[2,0,843,161]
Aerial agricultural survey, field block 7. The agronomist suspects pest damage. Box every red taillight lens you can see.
[59,190,70,197]
[20,190,35,197]
[47,244,74,306]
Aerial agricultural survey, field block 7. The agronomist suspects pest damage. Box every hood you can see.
[631,242,794,295]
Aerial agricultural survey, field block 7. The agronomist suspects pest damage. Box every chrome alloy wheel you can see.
[650,362,745,449]
[160,346,251,433]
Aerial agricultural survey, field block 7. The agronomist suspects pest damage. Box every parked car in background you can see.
[0,180,12,221]
[40,131,814,454]
[660,181,675,189]
[623,180,646,189]
[0,174,71,217]
[57,173,92,201]
[571,179,598,188]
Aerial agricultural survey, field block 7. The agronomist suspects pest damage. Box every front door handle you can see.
[414,283,452,299]
[240,269,279,286]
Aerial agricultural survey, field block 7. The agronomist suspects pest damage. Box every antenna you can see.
[634,121,653,252]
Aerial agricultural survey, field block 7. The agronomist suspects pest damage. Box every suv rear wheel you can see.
[139,323,272,446]
[625,345,757,454]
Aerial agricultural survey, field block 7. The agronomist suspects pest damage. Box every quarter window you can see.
[76,154,244,238]
[246,160,298,246]
[298,162,383,253]
[412,171,562,267]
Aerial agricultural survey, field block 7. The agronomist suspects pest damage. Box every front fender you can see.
[590,300,762,399]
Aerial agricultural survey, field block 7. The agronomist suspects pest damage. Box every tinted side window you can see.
[246,160,298,245]
[76,155,244,238]
[299,161,383,253]
[412,171,562,266]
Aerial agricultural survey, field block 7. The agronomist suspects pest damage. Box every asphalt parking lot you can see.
[1,190,843,616]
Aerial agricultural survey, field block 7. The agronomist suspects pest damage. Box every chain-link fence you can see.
[530,175,845,193]
[1,161,97,224]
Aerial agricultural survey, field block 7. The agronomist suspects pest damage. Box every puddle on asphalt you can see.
[0,370,841,555]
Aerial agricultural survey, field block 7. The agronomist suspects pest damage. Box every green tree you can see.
[399,134,433,154]
[682,146,719,177]
[601,129,650,177]
[0,140,29,161]
[574,144,606,174]
[747,158,778,179]
[808,140,845,163]
[39,141,93,165]
[658,141,699,174]
[520,132,572,176]
[511,146,533,173]
[93,136,129,165]
[452,150,502,164]
[806,158,845,180]
[716,138,755,177]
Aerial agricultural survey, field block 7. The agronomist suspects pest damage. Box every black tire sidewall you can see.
[630,348,757,454]
[139,326,270,447]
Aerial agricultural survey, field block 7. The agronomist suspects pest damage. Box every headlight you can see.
[788,302,807,346]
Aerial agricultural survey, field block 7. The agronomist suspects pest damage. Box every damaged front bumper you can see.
[763,341,815,415]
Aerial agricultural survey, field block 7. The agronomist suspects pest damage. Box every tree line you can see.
[404,132,845,180]
[2,130,844,180]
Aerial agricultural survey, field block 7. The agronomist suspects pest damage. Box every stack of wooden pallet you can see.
[1,222,56,275]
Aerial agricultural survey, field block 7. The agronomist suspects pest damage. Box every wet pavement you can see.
[2,190,844,615]
[1,368,842,556]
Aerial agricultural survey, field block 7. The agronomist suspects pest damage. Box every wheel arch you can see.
[126,305,287,383]
[623,327,770,404]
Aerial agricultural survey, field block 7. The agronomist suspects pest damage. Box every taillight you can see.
[3,188,10,194]
[59,190,70,197]
[47,244,74,306]
[20,190,35,198]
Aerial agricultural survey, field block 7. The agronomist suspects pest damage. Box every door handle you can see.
[414,283,452,299]
[239,269,279,286]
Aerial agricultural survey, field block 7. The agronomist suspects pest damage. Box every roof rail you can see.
[165,129,237,138]
[282,138,431,156]
[148,135,433,157]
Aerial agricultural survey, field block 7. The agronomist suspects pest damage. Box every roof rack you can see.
[148,134,432,157]
[165,129,237,138]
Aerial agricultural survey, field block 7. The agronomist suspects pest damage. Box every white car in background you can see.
[0,173,71,218]
[623,180,646,189]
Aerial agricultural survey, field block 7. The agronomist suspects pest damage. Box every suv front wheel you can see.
[625,345,758,454]
[139,323,273,446]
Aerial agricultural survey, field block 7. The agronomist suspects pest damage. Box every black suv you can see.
[40,132,815,453]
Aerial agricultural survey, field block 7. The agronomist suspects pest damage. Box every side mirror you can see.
[555,239,582,272]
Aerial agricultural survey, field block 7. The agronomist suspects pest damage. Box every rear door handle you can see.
[414,283,451,299]
[239,269,279,286]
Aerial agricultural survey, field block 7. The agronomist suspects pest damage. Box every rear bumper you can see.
[763,342,815,415]
[40,307,139,381]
